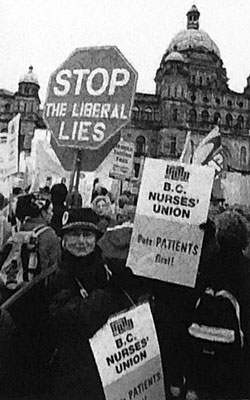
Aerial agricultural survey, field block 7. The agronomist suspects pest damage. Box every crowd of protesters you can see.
[0,179,249,399]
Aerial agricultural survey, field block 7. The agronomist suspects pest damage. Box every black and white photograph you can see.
[0,1,250,399]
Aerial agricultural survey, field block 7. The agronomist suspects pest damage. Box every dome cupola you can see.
[187,4,200,30]
[19,66,39,86]
[165,5,221,58]
[17,66,40,100]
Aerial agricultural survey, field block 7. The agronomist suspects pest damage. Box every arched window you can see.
[214,112,221,124]
[142,107,153,121]
[168,86,171,97]
[173,108,178,122]
[134,162,141,178]
[189,109,197,123]
[135,135,146,155]
[132,106,140,121]
[19,100,24,112]
[237,115,244,129]
[240,146,247,165]
[192,75,196,85]
[170,135,177,156]
[199,76,202,86]
[174,87,177,97]
[201,110,209,126]
[225,113,233,127]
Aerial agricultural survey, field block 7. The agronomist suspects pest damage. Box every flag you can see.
[192,125,224,176]
[193,126,221,165]
[29,139,66,192]
[179,131,194,163]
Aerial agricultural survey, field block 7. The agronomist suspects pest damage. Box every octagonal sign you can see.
[43,46,137,150]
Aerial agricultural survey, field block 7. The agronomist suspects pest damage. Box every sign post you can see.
[43,46,138,199]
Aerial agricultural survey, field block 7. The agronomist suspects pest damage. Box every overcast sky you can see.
[0,0,249,106]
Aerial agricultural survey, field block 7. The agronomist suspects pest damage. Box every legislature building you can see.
[0,5,250,181]
[123,5,250,179]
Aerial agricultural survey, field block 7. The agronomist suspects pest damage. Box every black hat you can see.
[61,207,102,239]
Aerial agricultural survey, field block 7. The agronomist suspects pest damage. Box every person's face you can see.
[63,229,96,257]
[95,200,107,216]
[42,203,53,224]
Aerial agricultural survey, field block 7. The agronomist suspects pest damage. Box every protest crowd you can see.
[0,28,250,400]
[0,161,249,400]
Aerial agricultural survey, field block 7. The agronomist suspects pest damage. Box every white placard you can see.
[126,158,214,287]
[90,302,165,400]
[109,140,135,180]
[5,114,20,177]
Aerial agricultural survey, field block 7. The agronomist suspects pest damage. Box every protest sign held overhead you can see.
[90,302,165,400]
[127,158,214,287]
[44,46,138,171]
[0,133,8,178]
[5,114,20,178]
[109,139,135,180]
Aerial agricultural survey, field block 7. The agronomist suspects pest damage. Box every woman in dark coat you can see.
[47,208,136,400]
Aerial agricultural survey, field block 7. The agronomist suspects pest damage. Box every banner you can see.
[109,140,135,180]
[0,133,8,178]
[126,159,214,287]
[90,302,165,400]
[5,114,21,177]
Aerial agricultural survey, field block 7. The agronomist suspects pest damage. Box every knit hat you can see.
[61,207,103,239]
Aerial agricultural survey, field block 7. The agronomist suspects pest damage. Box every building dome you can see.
[19,66,39,85]
[164,5,221,59]
[164,51,185,63]
[167,29,221,58]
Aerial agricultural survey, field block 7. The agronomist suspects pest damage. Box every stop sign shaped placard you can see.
[44,46,137,151]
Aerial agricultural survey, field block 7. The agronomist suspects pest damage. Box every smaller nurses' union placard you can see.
[90,302,165,400]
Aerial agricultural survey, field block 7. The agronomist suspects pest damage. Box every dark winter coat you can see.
[0,281,56,398]
[47,246,138,400]
[196,247,250,342]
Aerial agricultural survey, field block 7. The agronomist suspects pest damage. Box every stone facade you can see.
[0,66,45,153]
[0,5,250,179]
[122,5,250,178]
